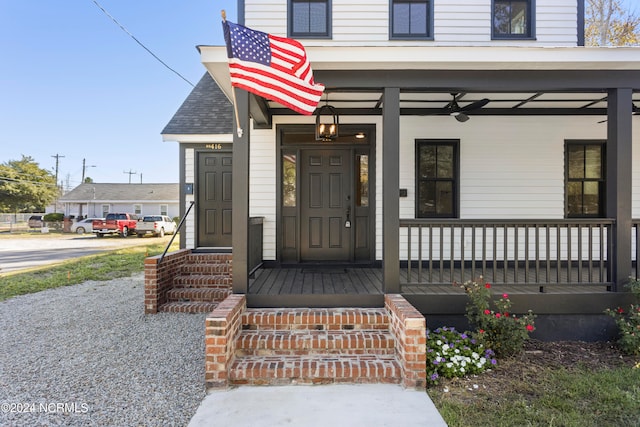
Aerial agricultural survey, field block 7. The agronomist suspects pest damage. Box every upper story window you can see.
[391,0,433,40]
[289,0,331,38]
[492,0,535,39]
[416,140,459,218]
[565,141,606,218]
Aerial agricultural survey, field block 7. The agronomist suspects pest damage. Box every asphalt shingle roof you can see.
[161,73,233,135]
[59,183,178,202]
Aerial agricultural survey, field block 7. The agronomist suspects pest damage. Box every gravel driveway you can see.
[0,273,206,426]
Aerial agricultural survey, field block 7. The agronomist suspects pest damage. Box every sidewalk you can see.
[188,384,448,427]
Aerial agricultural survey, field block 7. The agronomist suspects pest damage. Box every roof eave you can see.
[200,45,640,100]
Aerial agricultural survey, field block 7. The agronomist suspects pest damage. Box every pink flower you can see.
[526,324,534,332]
[502,293,509,299]
[484,309,491,315]
[495,313,502,318]
[504,312,509,317]
[479,329,485,334]
[617,307,625,314]
[485,283,491,289]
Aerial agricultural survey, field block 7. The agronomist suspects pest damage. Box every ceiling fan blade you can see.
[460,98,490,112]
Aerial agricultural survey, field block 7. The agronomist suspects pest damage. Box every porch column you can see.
[606,88,633,291]
[232,89,250,294]
[383,87,400,292]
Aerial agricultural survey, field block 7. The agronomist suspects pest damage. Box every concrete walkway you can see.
[188,384,448,427]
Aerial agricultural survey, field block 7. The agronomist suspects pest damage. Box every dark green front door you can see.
[300,149,352,262]
[198,151,232,247]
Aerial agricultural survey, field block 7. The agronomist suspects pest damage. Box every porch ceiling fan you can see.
[443,93,490,122]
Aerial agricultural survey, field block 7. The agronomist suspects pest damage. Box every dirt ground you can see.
[428,339,638,400]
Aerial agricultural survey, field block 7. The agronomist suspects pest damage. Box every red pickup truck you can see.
[93,213,139,238]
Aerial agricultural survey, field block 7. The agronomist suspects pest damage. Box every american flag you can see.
[222,20,324,116]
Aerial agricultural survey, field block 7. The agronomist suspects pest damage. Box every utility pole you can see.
[123,169,137,184]
[51,153,65,213]
[82,158,96,182]
[51,153,65,188]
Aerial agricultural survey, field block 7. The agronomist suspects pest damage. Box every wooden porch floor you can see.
[249,267,384,295]
[248,266,612,296]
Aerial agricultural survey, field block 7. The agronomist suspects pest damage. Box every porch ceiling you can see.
[199,45,640,120]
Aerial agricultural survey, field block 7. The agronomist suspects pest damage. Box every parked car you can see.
[70,217,104,234]
[136,215,177,237]
[28,215,44,228]
[92,213,139,238]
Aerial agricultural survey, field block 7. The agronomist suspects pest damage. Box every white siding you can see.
[633,121,640,219]
[398,116,611,222]
[185,148,196,249]
[244,0,578,47]
[244,0,287,35]
[249,120,279,260]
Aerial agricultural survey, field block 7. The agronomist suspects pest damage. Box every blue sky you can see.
[1,1,237,188]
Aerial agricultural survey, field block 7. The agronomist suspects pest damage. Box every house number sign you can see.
[205,144,224,150]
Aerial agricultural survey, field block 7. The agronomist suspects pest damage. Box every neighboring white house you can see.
[160,0,640,339]
[58,183,179,219]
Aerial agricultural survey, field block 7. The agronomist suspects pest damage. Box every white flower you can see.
[454,349,460,354]
[446,362,453,368]
[436,340,442,346]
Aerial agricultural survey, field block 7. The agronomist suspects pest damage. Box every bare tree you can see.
[586,0,640,46]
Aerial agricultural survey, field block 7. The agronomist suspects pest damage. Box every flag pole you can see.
[221,10,243,137]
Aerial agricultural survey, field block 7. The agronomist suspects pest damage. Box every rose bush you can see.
[457,278,536,357]
[606,278,640,356]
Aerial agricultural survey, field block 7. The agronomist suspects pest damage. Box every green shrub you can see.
[426,327,496,385]
[43,212,63,222]
[606,278,640,356]
[457,278,536,357]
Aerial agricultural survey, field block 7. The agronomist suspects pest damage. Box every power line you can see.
[91,0,195,87]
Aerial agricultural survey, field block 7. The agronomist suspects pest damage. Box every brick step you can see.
[235,330,396,356]
[229,354,402,386]
[166,287,231,303]
[242,308,390,331]
[185,253,232,264]
[159,301,218,313]
[173,275,231,288]
[180,263,231,275]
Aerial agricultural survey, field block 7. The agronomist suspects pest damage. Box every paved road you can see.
[0,233,171,274]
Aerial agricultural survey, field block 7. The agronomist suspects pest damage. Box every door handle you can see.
[345,207,351,228]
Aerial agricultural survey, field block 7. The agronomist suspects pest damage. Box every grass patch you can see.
[430,364,640,427]
[0,241,178,301]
